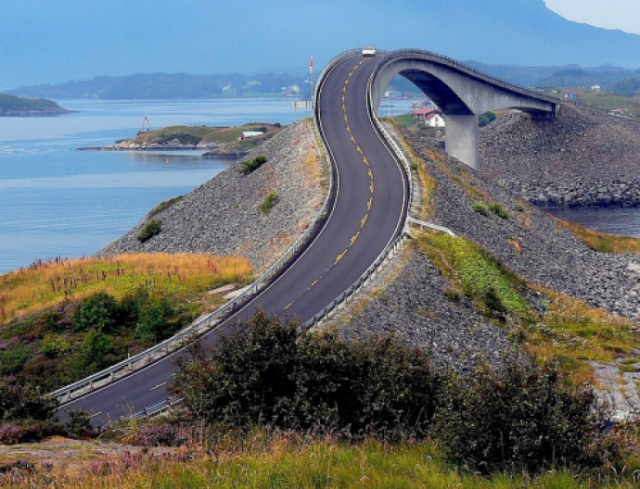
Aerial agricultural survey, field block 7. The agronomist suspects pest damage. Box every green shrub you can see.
[471,202,489,217]
[434,355,601,474]
[489,202,509,219]
[0,380,58,423]
[260,191,280,214]
[137,219,162,242]
[172,310,441,438]
[240,154,267,175]
[479,111,497,127]
[65,409,93,439]
[72,292,120,332]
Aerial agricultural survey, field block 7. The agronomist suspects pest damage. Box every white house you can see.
[425,112,446,128]
[412,107,446,128]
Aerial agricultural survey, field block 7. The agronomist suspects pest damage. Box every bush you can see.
[171,310,441,438]
[471,202,489,217]
[0,424,24,445]
[260,191,280,214]
[489,202,509,219]
[65,409,93,439]
[137,219,162,242]
[434,355,601,474]
[72,292,120,332]
[0,380,58,423]
[240,154,267,175]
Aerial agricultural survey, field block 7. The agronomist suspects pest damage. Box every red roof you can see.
[413,107,435,115]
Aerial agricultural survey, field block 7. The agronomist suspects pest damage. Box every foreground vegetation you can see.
[4,312,639,487]
[4,434,640,488]
[0,253,252,391]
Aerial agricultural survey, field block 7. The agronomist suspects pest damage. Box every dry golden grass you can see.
[0,253,253,324]
[526,287,640,383]
[556,217,640,254]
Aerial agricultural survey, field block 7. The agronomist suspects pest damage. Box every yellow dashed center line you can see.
[361,213,369,227]
[284,302,293,311]
[335,249,348,264]
[350,231,360,245]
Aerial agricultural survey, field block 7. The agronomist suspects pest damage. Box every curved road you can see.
[59,54,409,425]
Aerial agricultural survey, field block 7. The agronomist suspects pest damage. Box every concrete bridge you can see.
[368,49,561,169]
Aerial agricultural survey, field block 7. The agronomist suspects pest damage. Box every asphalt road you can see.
[58,54,409,425]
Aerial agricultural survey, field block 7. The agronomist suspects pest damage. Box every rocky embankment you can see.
[98,114,640,376]
[337,122,640,375]
[98,121,326,273]
[480,104,640,206]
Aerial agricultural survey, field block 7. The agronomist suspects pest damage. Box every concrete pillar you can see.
[445,114,479,170]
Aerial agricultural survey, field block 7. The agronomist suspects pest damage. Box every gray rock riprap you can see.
[480,104,640,206]
[98,121,326,273]
[338,248,512,374]
[406,128,640,321]
[336,121,640,374]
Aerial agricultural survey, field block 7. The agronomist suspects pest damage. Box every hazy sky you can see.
[2,0,640,89]
[544,0,640,34]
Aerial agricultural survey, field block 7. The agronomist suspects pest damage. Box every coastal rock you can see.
[480,104,640,207]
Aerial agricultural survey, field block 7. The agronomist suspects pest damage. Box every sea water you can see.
[0,99,307,274]
[1,98,636,275]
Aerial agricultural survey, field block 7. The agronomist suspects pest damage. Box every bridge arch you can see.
[368,49,560,169]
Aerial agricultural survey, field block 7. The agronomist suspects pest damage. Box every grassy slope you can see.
[0,253,253,390]
[2,435,634,488]
[127,122,283,151]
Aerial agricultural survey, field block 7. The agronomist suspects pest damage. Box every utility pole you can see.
[309,54,314,110]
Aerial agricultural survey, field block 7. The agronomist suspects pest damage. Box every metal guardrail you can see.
[304,234,407,329]
[408,217,456,237]
[52,122,336,405]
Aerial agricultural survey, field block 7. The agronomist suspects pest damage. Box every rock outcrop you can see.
[480,104,640,206]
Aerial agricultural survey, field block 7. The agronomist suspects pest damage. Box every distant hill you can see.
[6,72,309,100]
[0,93,70,116]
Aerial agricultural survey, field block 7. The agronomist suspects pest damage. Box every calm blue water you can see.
[3,98,635,276]
[0,99,308,274]
[545,206,640,238]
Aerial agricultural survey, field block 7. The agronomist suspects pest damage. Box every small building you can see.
[425,112,446,128]
[412,107,445,128]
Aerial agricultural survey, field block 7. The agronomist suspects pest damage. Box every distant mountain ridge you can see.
[7,62,640,101]
[6,72,308,101]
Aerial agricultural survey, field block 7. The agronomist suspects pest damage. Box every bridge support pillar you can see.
[445,114,479,170]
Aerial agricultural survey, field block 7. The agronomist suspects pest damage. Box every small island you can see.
[0,93,71,116]
[83,122,283,159]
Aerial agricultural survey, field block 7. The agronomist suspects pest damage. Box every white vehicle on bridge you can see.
[362,47,377,57]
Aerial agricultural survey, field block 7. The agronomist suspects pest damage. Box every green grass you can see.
[260,191,280,214]
[133,122,282,147]
[6,435,638,488]
[556,217,640,255]
[0,253,253,391]
[417,232,531,321]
